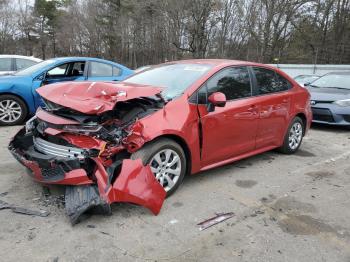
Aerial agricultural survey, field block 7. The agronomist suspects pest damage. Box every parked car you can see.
[305,72,350,126]
[9,59,312,223]
[294,74,320,86]
[0,57,133,125]
[0,55,42,76]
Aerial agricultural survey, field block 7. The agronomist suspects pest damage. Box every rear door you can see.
[87,61,123,81]
[197,66,259,167]
[250,67,292,149]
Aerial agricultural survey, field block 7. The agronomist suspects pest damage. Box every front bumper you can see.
[9,128,166,222]
[311,104,350,126]
[9,128,93,185]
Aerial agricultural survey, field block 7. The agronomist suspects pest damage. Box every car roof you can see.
[49,57,119,64]
[169,59,261,66]
[0,55,42,62]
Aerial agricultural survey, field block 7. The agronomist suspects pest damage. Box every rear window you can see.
[90,62,113,77]
[253,67,291,95]
[16,58,37,71]
[0,58,12,71]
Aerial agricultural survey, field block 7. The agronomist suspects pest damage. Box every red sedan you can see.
[9,59,312,223]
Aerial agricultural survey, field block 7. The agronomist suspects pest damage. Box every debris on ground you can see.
[0,192,9,197]
[65,186,111,225]
[38,187,65,209]
[197,212,235,231]
[0,199,12,209]
[12,207,49,217]
[0,199,49,217]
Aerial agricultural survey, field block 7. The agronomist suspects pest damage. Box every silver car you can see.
[0,55,42,76]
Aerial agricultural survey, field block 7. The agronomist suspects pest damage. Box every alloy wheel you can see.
[288,122,303,150]
[0,99,22,123]
[149,149,182,192]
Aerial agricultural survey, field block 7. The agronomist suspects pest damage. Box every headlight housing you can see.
[62,124,102,133]
[333,99,350,107]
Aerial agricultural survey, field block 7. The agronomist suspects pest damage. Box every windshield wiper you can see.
[309,84,320,88]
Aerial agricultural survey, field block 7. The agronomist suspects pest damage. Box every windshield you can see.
[310,73,350,89]
[14,59,56,76]
[124,63,213,99]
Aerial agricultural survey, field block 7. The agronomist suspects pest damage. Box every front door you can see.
[32,61,86,108]
[197,66,259,167]
[43,61,86,85]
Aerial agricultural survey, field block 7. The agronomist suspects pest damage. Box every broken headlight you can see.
[62,124,103,134]
[25,116,37,133]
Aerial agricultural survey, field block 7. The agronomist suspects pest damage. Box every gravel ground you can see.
[0,124,349,262]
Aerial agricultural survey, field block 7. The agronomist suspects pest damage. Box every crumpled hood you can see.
[307,86,350,102]
[37,81,163,114]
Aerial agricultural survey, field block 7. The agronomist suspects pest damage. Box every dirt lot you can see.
[0,124,349,262]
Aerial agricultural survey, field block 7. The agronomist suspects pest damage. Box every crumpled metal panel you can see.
[95,159,166,215]
[36,81,163,114]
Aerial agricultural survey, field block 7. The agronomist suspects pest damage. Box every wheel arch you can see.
[146,134,192,176]
[0,92,30,113]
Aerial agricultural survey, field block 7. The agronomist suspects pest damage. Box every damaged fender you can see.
[95,158,166,215]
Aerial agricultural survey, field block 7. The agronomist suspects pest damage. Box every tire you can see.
[278,116,304,154]
[131,138,186,197]
[0,94,28,126]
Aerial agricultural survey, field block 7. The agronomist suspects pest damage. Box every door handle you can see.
[247,105,258,114]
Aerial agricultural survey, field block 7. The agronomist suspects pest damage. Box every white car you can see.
[0,55,42,76]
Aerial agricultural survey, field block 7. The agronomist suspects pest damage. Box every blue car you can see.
[0,57,133,125]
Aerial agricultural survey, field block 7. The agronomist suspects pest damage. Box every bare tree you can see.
[0,0,349,66]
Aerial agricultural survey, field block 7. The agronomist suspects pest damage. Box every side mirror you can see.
[208,92,226,107]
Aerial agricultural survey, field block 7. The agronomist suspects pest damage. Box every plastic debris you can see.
[197,212,235,231]
[0,199,49,217]
[12,207,50,217]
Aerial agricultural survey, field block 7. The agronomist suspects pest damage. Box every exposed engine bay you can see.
[36,95,165,145]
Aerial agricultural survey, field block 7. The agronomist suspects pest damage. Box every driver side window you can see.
[46,61,85,78]
[47,63,69,77]
[197,66,252,104]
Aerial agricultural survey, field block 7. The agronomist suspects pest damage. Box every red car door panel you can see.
[199,98,259,166]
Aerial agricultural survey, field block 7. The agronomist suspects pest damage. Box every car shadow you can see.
[182,150,278,188]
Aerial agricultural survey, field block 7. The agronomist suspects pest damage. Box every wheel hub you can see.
[0,99,22,123]
[288,122,302,150]
[149,149,181,192]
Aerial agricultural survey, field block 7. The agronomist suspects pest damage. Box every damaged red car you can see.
[9,60,312,224]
